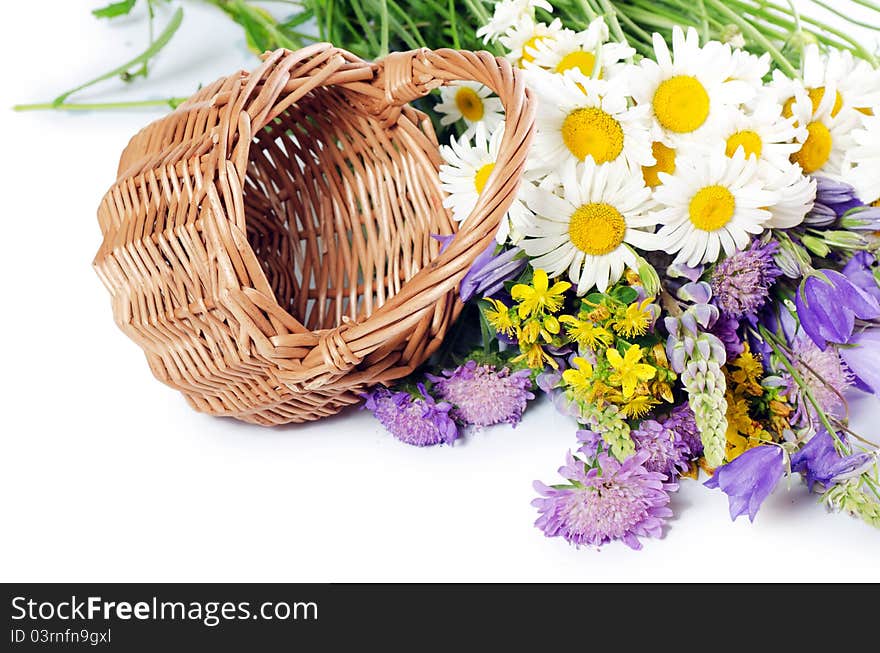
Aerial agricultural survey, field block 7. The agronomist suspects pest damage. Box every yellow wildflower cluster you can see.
[482,269,676,420]
[722,345,792,462]
[484,269,571,370]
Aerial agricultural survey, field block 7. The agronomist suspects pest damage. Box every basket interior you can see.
[241,85,453,333]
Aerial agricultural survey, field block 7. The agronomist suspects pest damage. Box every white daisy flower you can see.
[626,27,756,146]
[527,18,634,80]
[434,81,504,140]
[843,114,880,204]
[787,81,858,177]
[801,44,880,116]
[500,17,564,67]
[760,160,817,229]
[528,70,654,173]
[476,0,553,44]
[519,159,658,294]
[652,150,778,266]
[438,124,534,244]
[700,99,804,171]
[726,48,771,91]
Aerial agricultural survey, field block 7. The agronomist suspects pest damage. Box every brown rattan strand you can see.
[93,45,535,425]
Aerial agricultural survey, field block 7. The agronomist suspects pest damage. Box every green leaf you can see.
[92,0,137,19]
[613,286,639,305]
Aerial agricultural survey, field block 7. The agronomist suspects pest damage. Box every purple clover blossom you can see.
[838,328,880,396]
[808,177,863,225]
[661,404,703,459]
[427,361,534,427]
[532,450,674,550]
[790,430,875,492]
[704,445,785,522]
[710,240,782,318]
[842,251,880,304]
[362,384,458,446]
[795,269,880,350]
[786,337,852,425]
[630,419,691,479]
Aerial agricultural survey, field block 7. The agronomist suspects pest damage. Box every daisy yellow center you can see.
[652,75,710,133]
[790,121,832,174]
[642,141,676,188]
[568,203,627,255]
[873,198,880,208]
[560,107,624,163]
[689,185,736,231]
[556,50,601,78]
[473,162,495,194]
[520,35,546,65]
[725,130,763,159]
[782,96,796,119]
[455,87,484,121]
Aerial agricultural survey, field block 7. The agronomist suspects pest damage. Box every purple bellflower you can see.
[795,269,880,350]
[790,430,875,491]
[704,445,785,522]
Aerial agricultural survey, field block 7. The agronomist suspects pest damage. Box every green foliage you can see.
[16,0,880,112]
[92,0,138,19]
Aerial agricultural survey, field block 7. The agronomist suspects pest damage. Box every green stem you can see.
[575,0,599,22]
[379,0,390,57]
[704,0,798,76]
[51,6,184,106]
[597,0,629,44]
[809,0,880,32]
[13,98,187,112]
[448,0,461,50]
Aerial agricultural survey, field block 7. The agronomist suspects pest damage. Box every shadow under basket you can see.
[93,44,534,425]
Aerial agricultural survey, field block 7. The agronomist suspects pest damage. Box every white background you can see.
[1,1,878,582]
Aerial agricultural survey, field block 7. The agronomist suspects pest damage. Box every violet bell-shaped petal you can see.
[795,270,880,350]
[842,251,880,304]
[459,244,527,302]
[790,430,875,491]
[838,328,880,395]
[704,445,785,522]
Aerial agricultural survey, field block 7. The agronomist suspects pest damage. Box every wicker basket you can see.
[93,44,534,425]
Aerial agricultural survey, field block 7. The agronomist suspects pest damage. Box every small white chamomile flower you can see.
[726,48,771,91]
[801,44,880,116]
[760,160,817,229]
[787,81,859,177]
[651,150,778,266]
[626,27,756,146]
[500,17,565,67]
[476,0,553,44]
[528,70,653,172]
[701,100,804,171]
[843,114,880,205]
[439,124,533,244]
[435,81,504,140]
[527,18,634,80]
[519,159,659,294]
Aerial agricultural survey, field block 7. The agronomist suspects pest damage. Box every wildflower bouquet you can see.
[361,0,880,549]
[37,1,880,551]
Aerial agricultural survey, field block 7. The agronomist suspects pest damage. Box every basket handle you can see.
[297,48,535,386]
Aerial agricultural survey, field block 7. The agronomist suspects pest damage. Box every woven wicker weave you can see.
[93,44,535,425]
